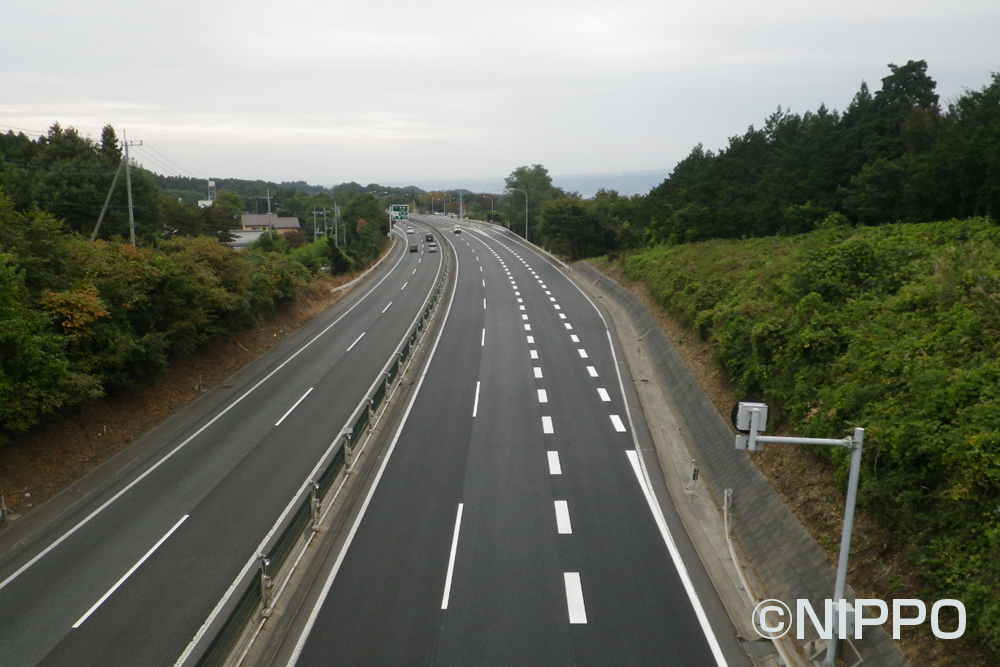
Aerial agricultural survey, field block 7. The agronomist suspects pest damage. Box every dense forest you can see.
[516,60,1000,260]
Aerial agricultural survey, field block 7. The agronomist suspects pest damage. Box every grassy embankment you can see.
[618,218,1000,661]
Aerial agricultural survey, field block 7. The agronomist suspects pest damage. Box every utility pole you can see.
[123,131,142,247]
[311,208,329,242]
[92,159,125,242]
[334,204,341,247]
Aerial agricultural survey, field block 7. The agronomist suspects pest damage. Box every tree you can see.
[540,199,615,260]
[504,164,565,241]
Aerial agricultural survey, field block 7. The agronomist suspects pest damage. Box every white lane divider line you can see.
[537,389,548,403]
[610,415,627,432]
[529,350,538,360]
[275,387,314,426]
[564,572,588,624]
[382,301,393,313]
[542,416,554,434]
[533,367,543,379]
[578,348,589,359]
[482,279,485,287]
[597,388,611,402]
[73,514,190,628]
[626,450,728,664]
[565,323,573,330]
[554,500,573,534]
[346,332,366,351]
[441,503,464,610]
[401,281,408,290]
[472,381,481,418]
[481,328,486,347]
[524,324,532,331]
[587,366,598,377]
[526,335,534,344]
[484,298,487,310]
[547,451,562,475]
[571,335,580,343]
[521,314,529,321]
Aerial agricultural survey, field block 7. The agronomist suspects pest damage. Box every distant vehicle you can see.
[406,227,415,234]
[409,244,418,252]
[453,227,461,234]
[429,244,438,253]
[425,234,434,242]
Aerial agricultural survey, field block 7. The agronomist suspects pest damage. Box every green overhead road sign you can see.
[390,204,409,221]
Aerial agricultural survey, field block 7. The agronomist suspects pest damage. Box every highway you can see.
[0,226,443,667]
[272,216,743,666]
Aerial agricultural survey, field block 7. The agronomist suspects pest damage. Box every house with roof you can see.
[240,213,302,235]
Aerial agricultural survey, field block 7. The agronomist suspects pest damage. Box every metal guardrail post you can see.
[259,554,273,618]
[343,428,355,473]
[310,481,321,530]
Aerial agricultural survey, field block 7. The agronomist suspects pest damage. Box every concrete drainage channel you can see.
[177,235,455,667]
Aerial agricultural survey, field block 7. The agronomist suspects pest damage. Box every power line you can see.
[139,142,200,179]
[129,146,182,177]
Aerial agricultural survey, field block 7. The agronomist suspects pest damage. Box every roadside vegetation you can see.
[620,220,1000,658]
[0,127,395,444]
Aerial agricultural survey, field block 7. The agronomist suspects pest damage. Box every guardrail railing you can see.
[190,239,452,667]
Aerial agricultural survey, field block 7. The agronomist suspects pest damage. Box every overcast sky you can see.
[3,0,998,190]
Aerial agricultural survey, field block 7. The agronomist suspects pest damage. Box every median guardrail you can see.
[189,238,453,667]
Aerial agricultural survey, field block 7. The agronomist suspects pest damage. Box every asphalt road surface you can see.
[274,218,740,666]
[0,226,443,667]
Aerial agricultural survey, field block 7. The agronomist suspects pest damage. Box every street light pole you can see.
[734,402,864,667]
[482,195,494,221]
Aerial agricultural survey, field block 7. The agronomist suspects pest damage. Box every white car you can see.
[406,227,415,234]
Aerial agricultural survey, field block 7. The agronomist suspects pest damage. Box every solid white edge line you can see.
[73,514,190,628]
[547,451,562,475]
[472,381,481,418]
[346,331,366,351]
[440,503,464,610]
[283,226,460,667]
[0,237,414,595]
[564,572,587,624]
[626,450,727,665]
[275,388,314,426]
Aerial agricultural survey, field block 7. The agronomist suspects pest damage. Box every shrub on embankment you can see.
[0,193,313,440]
[621,217,1000,656]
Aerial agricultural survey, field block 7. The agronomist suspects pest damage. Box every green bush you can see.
[0,190,315,439]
